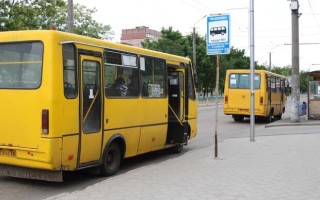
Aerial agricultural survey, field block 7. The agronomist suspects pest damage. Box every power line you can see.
[177,0,207,14]
[308,0,320,28]
[284,42,320,45]
[191,0,213,13]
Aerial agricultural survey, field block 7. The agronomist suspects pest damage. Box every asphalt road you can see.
[0,101,315,200]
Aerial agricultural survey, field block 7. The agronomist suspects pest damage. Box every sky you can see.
[74,0,320,72]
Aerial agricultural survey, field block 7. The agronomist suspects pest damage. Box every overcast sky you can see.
[74,0,320,72]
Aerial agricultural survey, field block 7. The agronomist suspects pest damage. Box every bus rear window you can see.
[0,42,43,89]
[229,73,260,89]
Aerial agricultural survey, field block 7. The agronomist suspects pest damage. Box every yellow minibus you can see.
[224,69,286,122]
[0,30,198,182]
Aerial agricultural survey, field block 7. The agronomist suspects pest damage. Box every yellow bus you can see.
[224,69,286,122]
[0,30,198,182]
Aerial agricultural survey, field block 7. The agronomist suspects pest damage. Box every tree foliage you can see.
[0,0,114,39]
[142,27,191,56]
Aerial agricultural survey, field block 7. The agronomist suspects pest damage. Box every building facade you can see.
[120,26,161,48]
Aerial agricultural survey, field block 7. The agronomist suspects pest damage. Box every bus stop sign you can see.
[207,14,230,55]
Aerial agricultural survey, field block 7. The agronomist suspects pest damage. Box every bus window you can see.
[0,42,43,89]
[63,44,77,98]
[140,56,166,98]
[276,77,281,93]
[82,60,101,133]
[271,76,276,93]
[104,51,139,97]
[229,73,260,89]
[186,64,195,100]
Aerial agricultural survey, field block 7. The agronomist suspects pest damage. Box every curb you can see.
[265,119,320,128]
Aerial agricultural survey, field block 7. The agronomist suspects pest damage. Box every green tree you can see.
[271,66,291,76]
[300,71,308,93]
[0,0,113,39]
[142,27,191,56]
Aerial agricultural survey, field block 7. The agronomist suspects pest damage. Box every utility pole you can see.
[67,0,74,33]
[193,15,207,69]
[193,27,196,68]
[249,0,255,142]
[290,0,300,122]
[269,52,271,71]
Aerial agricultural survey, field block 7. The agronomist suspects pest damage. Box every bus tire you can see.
[266,109,273,123]
[172,144,183,153]
[101,142,121,176]
[266,115,272,123]
[233,115,244,122]
[275,114,282,120]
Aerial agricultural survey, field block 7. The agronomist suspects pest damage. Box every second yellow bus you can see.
[224,69,286,122]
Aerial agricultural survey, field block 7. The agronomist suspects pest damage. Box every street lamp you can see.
[67,0,74,33]
[268,44,283,71]
[193,15,207,69]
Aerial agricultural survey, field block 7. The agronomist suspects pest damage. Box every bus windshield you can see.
[0,42,43,89]
[229,73,260,89]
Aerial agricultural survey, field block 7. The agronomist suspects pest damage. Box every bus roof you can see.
[0,30,191,64]
[226,69,286,78]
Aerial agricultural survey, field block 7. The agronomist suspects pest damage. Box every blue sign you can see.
[207,14,230,55]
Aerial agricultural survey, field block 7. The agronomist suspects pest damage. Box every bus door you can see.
[166,70,187,144]
[79,54,103,167]
[267,77,272,112]
[280,79,284,104]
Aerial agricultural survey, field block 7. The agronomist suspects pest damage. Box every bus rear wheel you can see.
[101,142,121,176]
[233,115,244,122]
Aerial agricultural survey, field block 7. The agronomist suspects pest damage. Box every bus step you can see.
[0,164,63,182]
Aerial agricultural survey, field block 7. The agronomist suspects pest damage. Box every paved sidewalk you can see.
[47,132,320,200]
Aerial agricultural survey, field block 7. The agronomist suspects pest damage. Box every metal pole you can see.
[290,0,300,122]
[269,52,271,71]
[214,55,220,158]
[249,0,255,142]
[192,15,206,69]
[67,0,74,33]
[193,27,196,68]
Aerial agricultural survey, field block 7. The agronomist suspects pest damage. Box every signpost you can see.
[207,14,230,158]
[207,14,230,55]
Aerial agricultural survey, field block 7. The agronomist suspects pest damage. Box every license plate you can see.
[0,149,16,157]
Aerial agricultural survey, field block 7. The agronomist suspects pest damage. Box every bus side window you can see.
[271,76,276,93]
[140,57,166,98]
[104,51,139,98]
[63,44,77,98]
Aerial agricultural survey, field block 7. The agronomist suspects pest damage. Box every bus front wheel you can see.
[101,142,121,176]
[172,144,183,153]
[265,110,273,123]
[275,114,282,120]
